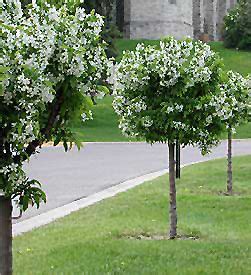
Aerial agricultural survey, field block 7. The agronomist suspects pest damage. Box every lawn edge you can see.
[42,139,251,147]
[13,158,223,237]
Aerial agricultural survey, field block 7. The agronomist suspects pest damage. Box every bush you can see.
[82,0,121,58]
[223,0,251,50]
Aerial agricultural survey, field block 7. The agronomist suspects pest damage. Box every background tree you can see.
[0,1,108,274]
[77,0,120,58]
[217,71,250,194]
[111,38,226,239]
[223,0,251,50]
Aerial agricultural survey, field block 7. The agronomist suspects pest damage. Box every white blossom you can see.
[0,1,108,207]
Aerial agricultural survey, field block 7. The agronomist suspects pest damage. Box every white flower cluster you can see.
[0,164,26,192]
[112,38,249,154]
[210,71,250,129]
[184,43,216,87]
[0,1,107,200]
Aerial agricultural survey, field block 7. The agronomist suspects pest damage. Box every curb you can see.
[42,139,251,148]
[13,160,208,237]
[13,169,168,237]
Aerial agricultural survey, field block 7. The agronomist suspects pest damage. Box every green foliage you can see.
[1,1,107,209]
[21,0,120,57]
[83,0,121,57]
[218,70,250,134]
[83,0,120,58]
[112,38,227,154]
[116,40,251,76]
[12,179,46,212]
[223,0,251,50]
[0,66,10,96]
[71,41,251,142]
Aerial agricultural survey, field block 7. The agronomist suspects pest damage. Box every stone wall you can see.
[217,0,227,40]
[116,0,124,32]
[193,0,202,39]
[193,0,238,41]
[203,0,217,40]
[121,0,238,40]
[124,0,193,39]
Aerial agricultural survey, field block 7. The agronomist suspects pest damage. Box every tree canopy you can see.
[0,0,108,211]
[112,38,226,154]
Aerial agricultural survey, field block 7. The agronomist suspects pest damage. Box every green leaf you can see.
[0,66,10,73]
[0,84,4,96]
[96,85,110,95]
[0,75,8,81]
[22,195,30,212]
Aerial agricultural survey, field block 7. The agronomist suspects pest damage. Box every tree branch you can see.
[14,80,68,163]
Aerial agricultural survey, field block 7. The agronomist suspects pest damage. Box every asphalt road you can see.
[14,140,251,223]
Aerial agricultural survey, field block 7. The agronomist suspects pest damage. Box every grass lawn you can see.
[14,155,251,274]
[71,96,130,142]
[209,42,251,76]
[72,40,251,142]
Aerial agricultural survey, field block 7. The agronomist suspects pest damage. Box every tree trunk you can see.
[168,142,177,239]
[227,129,233,194]
[0,196,13,275]
[175,139,181,179]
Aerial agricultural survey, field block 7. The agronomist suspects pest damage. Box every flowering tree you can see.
[111,38,226,239]
[22,0,120,58]
[216,71,250,194]
[0,1,107,273]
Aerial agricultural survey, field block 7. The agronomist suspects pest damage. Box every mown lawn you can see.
[72,40,251,142]
[14,156,251,274]
[209,42,251,76]
[71,96,130,142]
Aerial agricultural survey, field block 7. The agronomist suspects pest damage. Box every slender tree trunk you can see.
[227,129,233,194]
[0,196,12,275]
[175,139,181,179]
[168,142,177,239]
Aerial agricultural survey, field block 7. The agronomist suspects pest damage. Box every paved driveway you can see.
[14,140,251,222]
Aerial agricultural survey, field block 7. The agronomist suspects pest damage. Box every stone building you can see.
[116,0,238,40]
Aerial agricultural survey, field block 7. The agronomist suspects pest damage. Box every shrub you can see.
[223,0,251,50]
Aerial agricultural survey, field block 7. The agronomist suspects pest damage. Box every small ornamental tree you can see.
[216,71,250,194]
[111,38,226,239]
[0,1,107,274]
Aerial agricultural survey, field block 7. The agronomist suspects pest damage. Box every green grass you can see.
[209,42,251,76]
[71,96,129,142]
[72,40,251,142]
[232,122,251,139]
[14,156,251,274]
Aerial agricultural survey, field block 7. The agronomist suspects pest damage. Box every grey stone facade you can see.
[118,0,237,40]
[124,0,193,39]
